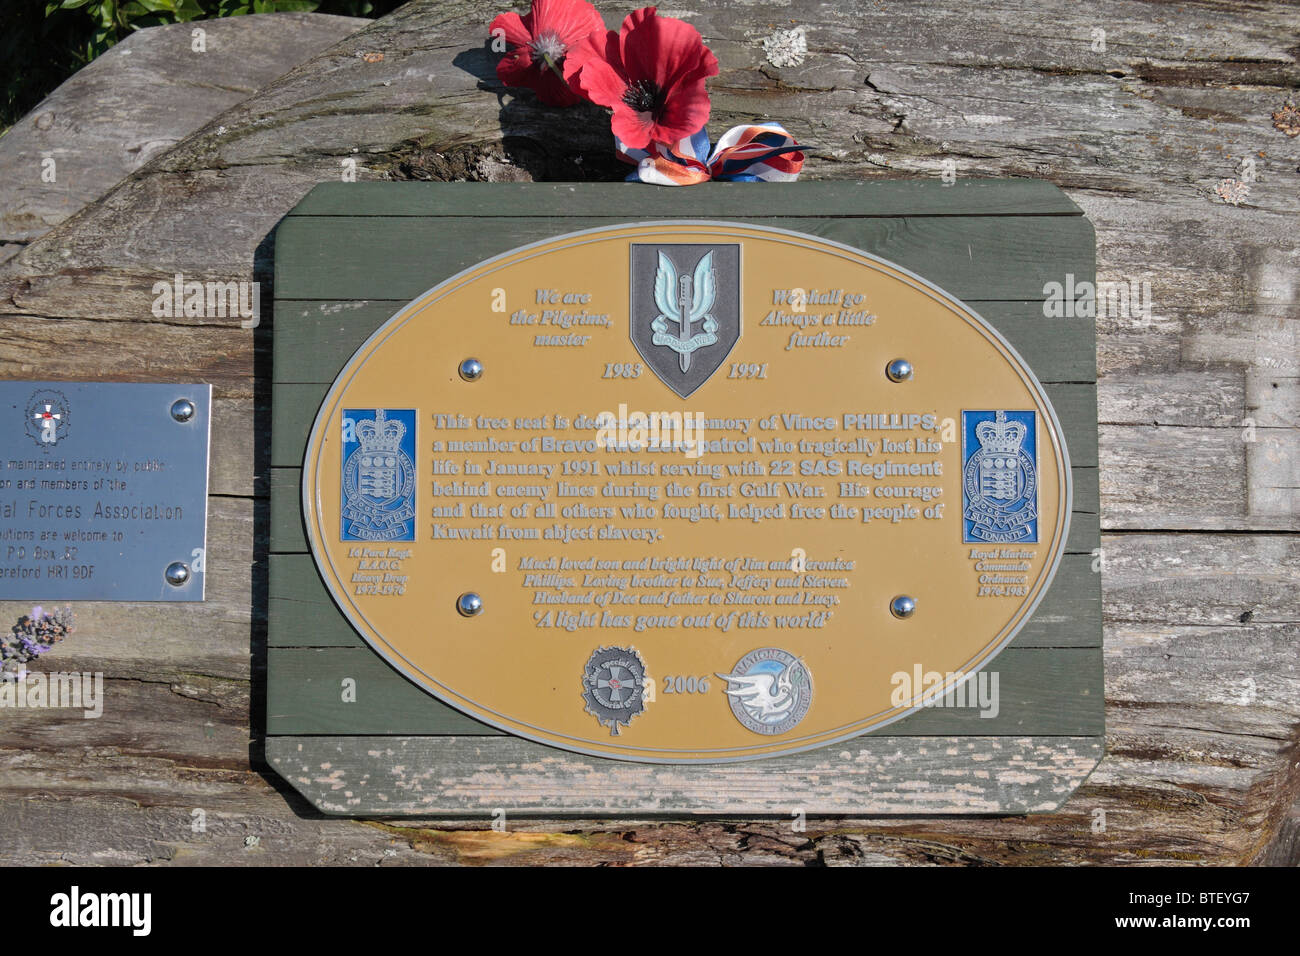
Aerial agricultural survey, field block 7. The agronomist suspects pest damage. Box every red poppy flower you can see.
[566,7,720,150]
[490,0,606,107]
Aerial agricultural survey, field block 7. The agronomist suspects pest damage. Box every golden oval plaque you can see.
[302,222,1070,763]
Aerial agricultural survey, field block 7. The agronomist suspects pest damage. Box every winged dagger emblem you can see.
[716,657,806,721]
[651,251,719,372]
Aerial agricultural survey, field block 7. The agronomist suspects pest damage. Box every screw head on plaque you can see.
[171,398,196,422]
[890,595,917,619]
[885,358,914,382]
[457,592,484,617]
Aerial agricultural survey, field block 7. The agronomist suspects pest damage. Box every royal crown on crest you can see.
[975,411,1027,456]
[355,409,405,454]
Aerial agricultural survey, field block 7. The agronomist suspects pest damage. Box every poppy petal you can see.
[531,0,605,46]
[496,50,538,90]
[567,29,626,106]
[619,8,714,93]
[489,11,532,48]
[614,7,659,86]
[663,43,719,97]
[610,104,657,150]
[531,66,585,106]
[650,77,711,144]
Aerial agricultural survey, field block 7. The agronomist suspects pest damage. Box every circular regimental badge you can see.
[717,648,812,736]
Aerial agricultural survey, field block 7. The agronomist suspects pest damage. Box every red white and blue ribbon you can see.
[616,122,806,186]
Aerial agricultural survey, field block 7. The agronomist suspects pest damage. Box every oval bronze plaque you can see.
[302,222,1071,763]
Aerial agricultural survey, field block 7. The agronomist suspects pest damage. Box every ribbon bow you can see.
[617,122,806,186]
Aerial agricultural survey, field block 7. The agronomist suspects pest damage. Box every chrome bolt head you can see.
[885,359,914,383]
[170,398,196,422]
[890,595,916,619]
[457,592,484,617]
[458,358,483,382]
[165,562,191,587]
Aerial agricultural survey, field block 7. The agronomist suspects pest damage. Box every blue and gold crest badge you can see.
[962,410,1038,543]
[340,408,416,541]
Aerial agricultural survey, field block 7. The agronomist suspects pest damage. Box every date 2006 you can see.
[662,675,711,694]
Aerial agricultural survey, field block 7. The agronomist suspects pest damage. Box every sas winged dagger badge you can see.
[629,243,741,398]
[651,250,719,373]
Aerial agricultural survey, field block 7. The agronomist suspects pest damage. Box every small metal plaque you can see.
[300,222,1072,763]
[0,382,211,601]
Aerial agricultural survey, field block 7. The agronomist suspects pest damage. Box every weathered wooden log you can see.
[0,13,366,257]
[0,0,1297,865]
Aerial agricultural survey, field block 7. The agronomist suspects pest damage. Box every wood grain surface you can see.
[0,14,366,253]
[0,0,1296,864]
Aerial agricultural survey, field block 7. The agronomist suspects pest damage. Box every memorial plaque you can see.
[0,382,211,601]
[266,181,1101,814]
[298,221,1071,763]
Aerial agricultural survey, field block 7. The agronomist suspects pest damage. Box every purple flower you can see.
[30,606,43,621]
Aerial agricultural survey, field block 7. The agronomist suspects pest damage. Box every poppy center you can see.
[529,32,568,63]
[622,79,665,116]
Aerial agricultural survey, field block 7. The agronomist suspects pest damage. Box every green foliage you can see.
[0,0,403,131]
[43,1,207,62]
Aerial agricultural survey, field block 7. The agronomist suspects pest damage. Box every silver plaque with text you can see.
[0,382,211,601]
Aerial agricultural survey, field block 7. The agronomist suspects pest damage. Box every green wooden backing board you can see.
[266,180,1101,816]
